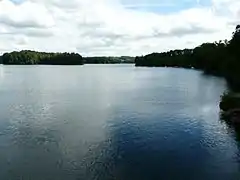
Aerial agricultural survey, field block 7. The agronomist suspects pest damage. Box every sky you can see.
[0,0,239,56]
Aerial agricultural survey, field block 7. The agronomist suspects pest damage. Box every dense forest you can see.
[135,25,240,90]
[0,51,134,65]
[1,50,84,65]
[83,56,134,64]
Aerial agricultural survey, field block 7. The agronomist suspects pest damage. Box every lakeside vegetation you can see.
[83,56,134,64]
[220,93,240,124]
[220,93,240,111]
[1,50,84,65]
[0,51,134,65]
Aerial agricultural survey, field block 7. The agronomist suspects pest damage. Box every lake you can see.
[0,64,239,180]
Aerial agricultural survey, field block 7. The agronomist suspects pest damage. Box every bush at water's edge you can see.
[220,92,240,123]
[220,93,240,111]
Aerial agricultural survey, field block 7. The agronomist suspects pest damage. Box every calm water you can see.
[0,64,239,180]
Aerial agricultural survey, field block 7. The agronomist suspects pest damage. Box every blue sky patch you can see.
[121,0,212,14]
[10,0,25,4]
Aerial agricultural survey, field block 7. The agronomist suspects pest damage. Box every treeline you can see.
[83,56,134,64]
[0,51,134,65]
[135,25,240,90]
[1,50,83,65]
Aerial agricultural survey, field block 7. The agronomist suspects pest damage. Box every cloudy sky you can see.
[0,0,239,56]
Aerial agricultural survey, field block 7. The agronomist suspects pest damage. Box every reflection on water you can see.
[0,65,239,180]
[220,113,240,142]
[0,65,4,81]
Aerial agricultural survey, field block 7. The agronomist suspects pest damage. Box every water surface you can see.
[0,65,239,180]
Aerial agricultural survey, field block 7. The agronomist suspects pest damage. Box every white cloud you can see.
[0,0,54,28]
[0,0,239,56]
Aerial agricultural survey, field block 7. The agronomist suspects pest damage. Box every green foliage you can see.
[1,51,134,65]
[83,56,134,64]
[135,25,240,90]
[1,50,83,65]
[0,55,2,64]
[136,49,194,68]
[220,93,240,111]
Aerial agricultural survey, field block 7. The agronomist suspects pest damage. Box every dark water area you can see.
[0,65,239,180]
